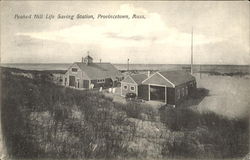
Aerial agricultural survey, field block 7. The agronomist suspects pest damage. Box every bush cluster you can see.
[160,106,249,158]
[1,67,127,158]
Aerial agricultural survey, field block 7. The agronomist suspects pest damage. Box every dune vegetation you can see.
[1,67,249,159]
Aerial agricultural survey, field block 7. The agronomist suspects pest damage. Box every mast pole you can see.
[191,27,193,75]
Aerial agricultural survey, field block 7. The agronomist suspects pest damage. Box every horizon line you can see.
[1,62,249,66]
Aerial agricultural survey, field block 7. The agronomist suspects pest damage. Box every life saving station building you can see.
[63,55,124,89]
[121,70,196,105]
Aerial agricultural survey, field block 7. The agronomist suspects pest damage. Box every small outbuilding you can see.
[121,74,148,97]
[141,70,196,106]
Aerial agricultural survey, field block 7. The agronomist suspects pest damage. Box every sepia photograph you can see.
[0,1,249,159]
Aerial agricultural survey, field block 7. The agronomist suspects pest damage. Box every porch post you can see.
[148,84,150,101]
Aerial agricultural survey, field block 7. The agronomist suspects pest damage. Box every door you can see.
[150,85,166,102]
[69,76,75,87]
[83,80,89,89]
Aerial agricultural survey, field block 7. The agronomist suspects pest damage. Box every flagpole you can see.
[191,27,193,75]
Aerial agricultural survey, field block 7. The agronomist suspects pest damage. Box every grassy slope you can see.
[1,67,129,158]
[1,67,249,159]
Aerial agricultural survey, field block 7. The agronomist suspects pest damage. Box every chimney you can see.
[147,71,150,77]
[100,59,102,63]
[82,57,84,63]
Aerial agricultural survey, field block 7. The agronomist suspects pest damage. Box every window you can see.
[130,86,135,91]
[65,78,67,86]
[123,85,128,90]
[97,79,105,83]
[71,68,78,72]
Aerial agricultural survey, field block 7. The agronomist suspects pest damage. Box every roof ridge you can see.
[74,61,122,79]
[131,73,147,76]
[75,62,111,64]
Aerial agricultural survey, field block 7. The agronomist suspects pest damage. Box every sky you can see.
[1,1,249,65]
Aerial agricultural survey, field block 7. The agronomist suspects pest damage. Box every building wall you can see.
[139,84,187,105]
[90,78,113,89]
[138,85,149,100]
[174,80,197,105]
[167,87,175,105]
[63,63,89,88]
[121,82,137,96]
[187,80,197,91]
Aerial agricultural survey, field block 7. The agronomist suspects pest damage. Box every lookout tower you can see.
[82,52,93,65]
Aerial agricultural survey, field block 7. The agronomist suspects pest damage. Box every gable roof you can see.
[130,74,148,84]
[121,75,137,84]
[158,70,195,86]
[75,62,123,79]
[122,74,148,85]
[142,70,195,87]
[142,72,174,87]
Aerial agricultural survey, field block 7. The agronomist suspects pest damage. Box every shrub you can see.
[1,67,127,158]
[160,106,249,158]
[113,101,158,121]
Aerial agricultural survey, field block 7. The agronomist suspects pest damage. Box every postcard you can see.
[1,1,249,160]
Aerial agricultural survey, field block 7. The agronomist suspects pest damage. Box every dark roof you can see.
[130,74,148,84]
[158,70,195,86]
[84,55,93,60]
[75,62,123,79]
[142,72,173,87]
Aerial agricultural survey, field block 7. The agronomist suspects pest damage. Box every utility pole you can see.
[127,58,130,72]
[191,28,194,75]
[200,64,202,79]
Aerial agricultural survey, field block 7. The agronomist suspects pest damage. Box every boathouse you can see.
[141,70,196,106]
[63,55,124,89]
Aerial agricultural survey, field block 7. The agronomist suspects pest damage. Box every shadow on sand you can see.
[178,88,210,108]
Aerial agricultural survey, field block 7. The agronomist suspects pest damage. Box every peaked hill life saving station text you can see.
[14,14,146,20]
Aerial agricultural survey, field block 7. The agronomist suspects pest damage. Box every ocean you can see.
[1,63,250,73]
